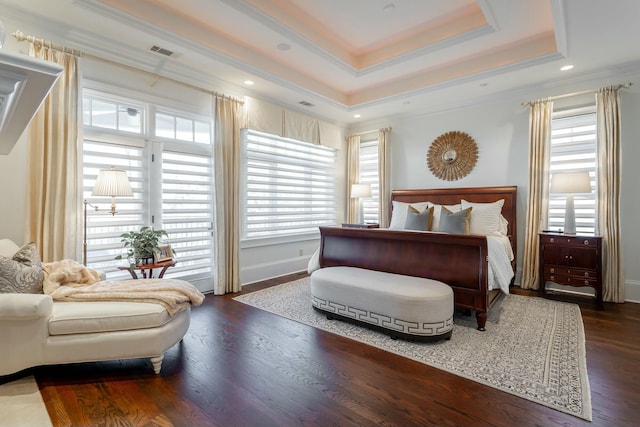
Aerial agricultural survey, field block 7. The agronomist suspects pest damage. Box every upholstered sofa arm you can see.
[0,293,53,320]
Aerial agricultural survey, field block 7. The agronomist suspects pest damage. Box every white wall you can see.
[352,73,640,302]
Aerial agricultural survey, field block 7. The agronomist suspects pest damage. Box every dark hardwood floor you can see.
[5,272,639,426]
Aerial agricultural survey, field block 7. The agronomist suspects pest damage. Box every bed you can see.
[316,186,517,330]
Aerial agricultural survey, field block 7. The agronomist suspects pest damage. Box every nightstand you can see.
[538,232,603,309]
[341,223,380,229]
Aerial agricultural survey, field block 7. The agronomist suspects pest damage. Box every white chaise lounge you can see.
[0,238,195,376]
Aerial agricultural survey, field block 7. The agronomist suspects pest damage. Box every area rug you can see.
[0,375,53,427]
[234,277,592,421]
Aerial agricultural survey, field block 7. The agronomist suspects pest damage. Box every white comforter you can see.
[307,231,515,294]
[486,234,515,294]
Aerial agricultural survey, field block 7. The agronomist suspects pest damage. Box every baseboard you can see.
[625,280,640,303]
[241,256,309,286]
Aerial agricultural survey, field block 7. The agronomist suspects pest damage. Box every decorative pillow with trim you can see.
[389,201,430,229]
[0,242,44,294]
[430,203,462,232]
[404,206,434,231]
[439,206,472,234]
[461,199,505,235]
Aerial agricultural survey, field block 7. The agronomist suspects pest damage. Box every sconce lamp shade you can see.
[92,167,133,197]
[550,172,591,235]
[550,172,592,194]
[351,183,372,199]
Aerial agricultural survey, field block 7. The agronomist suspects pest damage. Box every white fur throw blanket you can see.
[42,259,205,316]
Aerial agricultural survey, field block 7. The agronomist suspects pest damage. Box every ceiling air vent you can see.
[150,45,174,57]
[298,100,314,107]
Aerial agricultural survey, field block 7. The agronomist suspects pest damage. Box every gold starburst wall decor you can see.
[426,131,478,181]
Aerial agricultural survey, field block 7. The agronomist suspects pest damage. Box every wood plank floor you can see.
[5,272,638,427]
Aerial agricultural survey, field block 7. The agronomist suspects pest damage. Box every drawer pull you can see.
[550,268,555,273]
[584,280,589,285]
[550,275,555,281]
[584,272,590,278]
[550,238,555,243]
[583,240,590,246]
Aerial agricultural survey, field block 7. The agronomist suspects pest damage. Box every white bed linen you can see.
[308,230,515,294]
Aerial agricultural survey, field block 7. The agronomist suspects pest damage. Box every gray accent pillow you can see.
[439,207,472,234]
[404,206,433,231]
[0,242,44,294]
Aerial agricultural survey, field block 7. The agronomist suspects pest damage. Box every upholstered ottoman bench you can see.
[310,266,453,341]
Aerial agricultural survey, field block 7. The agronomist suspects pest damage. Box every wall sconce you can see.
[351,183,371,224]
[83,167,133,265]
[550,172,592,235]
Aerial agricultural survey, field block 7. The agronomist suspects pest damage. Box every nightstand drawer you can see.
[540,235,599,247]
[544,266,597,279]
[544,273,599,287]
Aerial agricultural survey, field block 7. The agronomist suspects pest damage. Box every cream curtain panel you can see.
[521,99,553,289]
[213,97,243,294]
[346,135,361,224]
[378,129,391,228]
[596,87,624,302]
[24,45,80,263]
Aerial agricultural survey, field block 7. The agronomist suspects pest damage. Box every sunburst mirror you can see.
[426,131,478,181]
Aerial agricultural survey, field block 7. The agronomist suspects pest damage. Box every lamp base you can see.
[563,194,577,235]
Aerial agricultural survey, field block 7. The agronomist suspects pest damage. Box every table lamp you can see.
[351,183,371,224]
[550,171,592,235]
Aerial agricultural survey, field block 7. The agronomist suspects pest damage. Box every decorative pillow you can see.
[389,201,431,229]
[404,206,434,231]
[430,203,462,232]
[461,199,505,235]
[439,207,472,234]
[0,239,20,258]
[0,242,44,294]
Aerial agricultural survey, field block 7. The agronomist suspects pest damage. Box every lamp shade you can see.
[351,183,371,199]
[92,167,133,197]
[550,172,591,194]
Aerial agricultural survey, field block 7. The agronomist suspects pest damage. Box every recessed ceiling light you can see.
[560,65,574,71]
[480,82,488,87]
[244,80,254,86]
[354,114,361,118]
[277,43,291,51]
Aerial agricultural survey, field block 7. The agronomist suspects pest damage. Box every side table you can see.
[341,223,380,229]
[118,259,177,279]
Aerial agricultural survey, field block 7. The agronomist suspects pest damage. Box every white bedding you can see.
[307,230,515,294]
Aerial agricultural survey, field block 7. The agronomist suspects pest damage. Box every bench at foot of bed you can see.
[310,266,454,342]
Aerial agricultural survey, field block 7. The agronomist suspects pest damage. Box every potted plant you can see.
[115,226,168,268]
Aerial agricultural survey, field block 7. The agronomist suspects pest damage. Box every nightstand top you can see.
[539,231,601,238]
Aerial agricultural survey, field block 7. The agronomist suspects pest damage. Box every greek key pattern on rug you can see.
[312,295,453,336]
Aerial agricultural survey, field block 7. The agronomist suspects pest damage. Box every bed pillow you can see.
[461,199,505,235]
[389,201,431,229]
[0,242,44,294]
[430,203,461,232]
[439,207,472,234]
[404,206,433,231]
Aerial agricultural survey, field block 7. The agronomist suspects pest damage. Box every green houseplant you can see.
[115,226,168,267]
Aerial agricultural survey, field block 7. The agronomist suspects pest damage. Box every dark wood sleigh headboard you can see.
[391,186,518,261]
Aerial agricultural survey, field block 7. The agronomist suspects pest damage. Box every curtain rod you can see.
[12,30,244,105]
[348,126,392,137]
[521,82,632,106]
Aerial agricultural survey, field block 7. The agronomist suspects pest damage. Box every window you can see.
[82,89,214,288]
[359,139,380,224]
[242,129,337,240]
[548,105,597,235]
